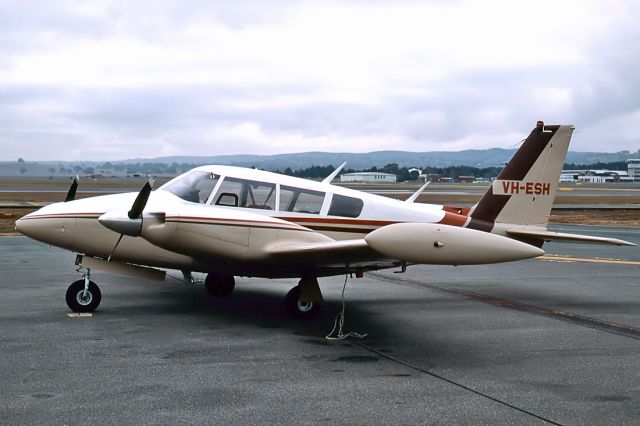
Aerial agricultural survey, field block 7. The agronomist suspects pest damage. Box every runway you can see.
[1,225,639,424]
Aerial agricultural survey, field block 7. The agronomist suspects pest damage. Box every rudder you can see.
[467,122,574,231]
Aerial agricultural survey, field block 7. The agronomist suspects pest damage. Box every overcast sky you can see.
[1,0,639,161]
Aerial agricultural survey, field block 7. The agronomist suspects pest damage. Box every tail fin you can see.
[467,122,574,231]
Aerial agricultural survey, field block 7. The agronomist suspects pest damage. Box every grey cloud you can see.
[1,1,639,159]
[0,1,110,38]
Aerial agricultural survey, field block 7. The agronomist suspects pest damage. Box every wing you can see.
[265,222,546,270]
[266,239,378,264]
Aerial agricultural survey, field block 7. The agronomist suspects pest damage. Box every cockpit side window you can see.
[213,177,276,210]
[280,186,325,214]
[162,171,219,204]
[328,194,364,218]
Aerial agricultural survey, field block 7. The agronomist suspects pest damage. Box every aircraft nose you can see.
[15,213,34,236]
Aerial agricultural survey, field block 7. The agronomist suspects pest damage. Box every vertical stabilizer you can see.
[468,122,573,231]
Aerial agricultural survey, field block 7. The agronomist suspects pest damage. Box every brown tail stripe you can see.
[467,125,559,231]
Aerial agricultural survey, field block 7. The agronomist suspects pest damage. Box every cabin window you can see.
[213,177,276,210]
[280,186,325,214]
[162,171,219,204]
[328,194,363,218]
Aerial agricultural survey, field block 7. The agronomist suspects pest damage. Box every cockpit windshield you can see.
[161,171,219,203]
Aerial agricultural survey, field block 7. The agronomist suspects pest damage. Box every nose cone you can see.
[15,213,32,236]
[13,206,77,251]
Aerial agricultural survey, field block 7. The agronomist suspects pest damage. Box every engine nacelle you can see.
[365,222,544,265]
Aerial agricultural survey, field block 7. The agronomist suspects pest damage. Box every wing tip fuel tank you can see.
[365,223,544,265]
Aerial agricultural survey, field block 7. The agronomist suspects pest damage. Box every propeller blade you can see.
[64,176,79,202]
[128,181,152,219]
[107,233,125,262]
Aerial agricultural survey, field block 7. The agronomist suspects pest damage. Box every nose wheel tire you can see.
[285,286,320,318]
[66,280,101,313]
[205,274,235,296]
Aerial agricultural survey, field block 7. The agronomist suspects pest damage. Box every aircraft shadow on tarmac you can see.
[90,277,522,365]
[103,278,406,337]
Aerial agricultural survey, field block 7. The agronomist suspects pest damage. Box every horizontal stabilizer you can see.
[506,228,635,246]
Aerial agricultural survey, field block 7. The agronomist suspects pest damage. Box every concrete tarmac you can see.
[1,225,639,425]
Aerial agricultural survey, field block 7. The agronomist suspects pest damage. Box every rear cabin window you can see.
[162,171,219,204]
[280,186,325,214]
[328,194,363,218]
[213,177,276,210]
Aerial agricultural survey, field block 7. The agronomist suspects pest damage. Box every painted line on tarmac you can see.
[538,254,640,265]
[351,341,562,425]
[368,272,640,341]
[66,313,93,318]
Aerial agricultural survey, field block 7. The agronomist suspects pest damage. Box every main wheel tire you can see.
[65,280,101,313]
[285,286,320,318]
[205,274,235,296]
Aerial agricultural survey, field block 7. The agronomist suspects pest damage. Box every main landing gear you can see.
[205,273,235,296]
[203,273,323,318]
[66,267,101,313]
[285,277,322,319]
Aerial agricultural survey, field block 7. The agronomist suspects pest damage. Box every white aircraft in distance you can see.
[16,121,635,317]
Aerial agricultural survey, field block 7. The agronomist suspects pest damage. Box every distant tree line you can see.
[23,158,632,179]
[275,160,631,181]
[563,161,628,170]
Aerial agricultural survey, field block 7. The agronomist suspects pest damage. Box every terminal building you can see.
[340,172,397,183]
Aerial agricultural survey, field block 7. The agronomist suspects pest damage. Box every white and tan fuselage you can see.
[17,170,463,277]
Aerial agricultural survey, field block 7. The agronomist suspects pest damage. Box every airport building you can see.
[628,159,640,180]
[560,169,629,183]
[340,172,397,183]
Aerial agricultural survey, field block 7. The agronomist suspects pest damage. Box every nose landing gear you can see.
[66,267,101,312]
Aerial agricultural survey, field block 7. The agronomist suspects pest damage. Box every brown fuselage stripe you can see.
[301,225,376,234]
[276,216,396,227]
[468,125,559,231]
[165,216,309,232]
[443,205,471,216]
[21,213,103,220]
[24,212,463,236]
[168,215,300,227]
[166,219,312,232]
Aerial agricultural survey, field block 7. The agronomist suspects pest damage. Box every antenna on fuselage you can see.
[322,162,347,184]
[405,180,431,203]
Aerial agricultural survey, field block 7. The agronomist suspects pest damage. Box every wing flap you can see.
[506,228,635,246]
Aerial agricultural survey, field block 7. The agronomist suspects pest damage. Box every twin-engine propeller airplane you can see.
[16,122,634,317]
